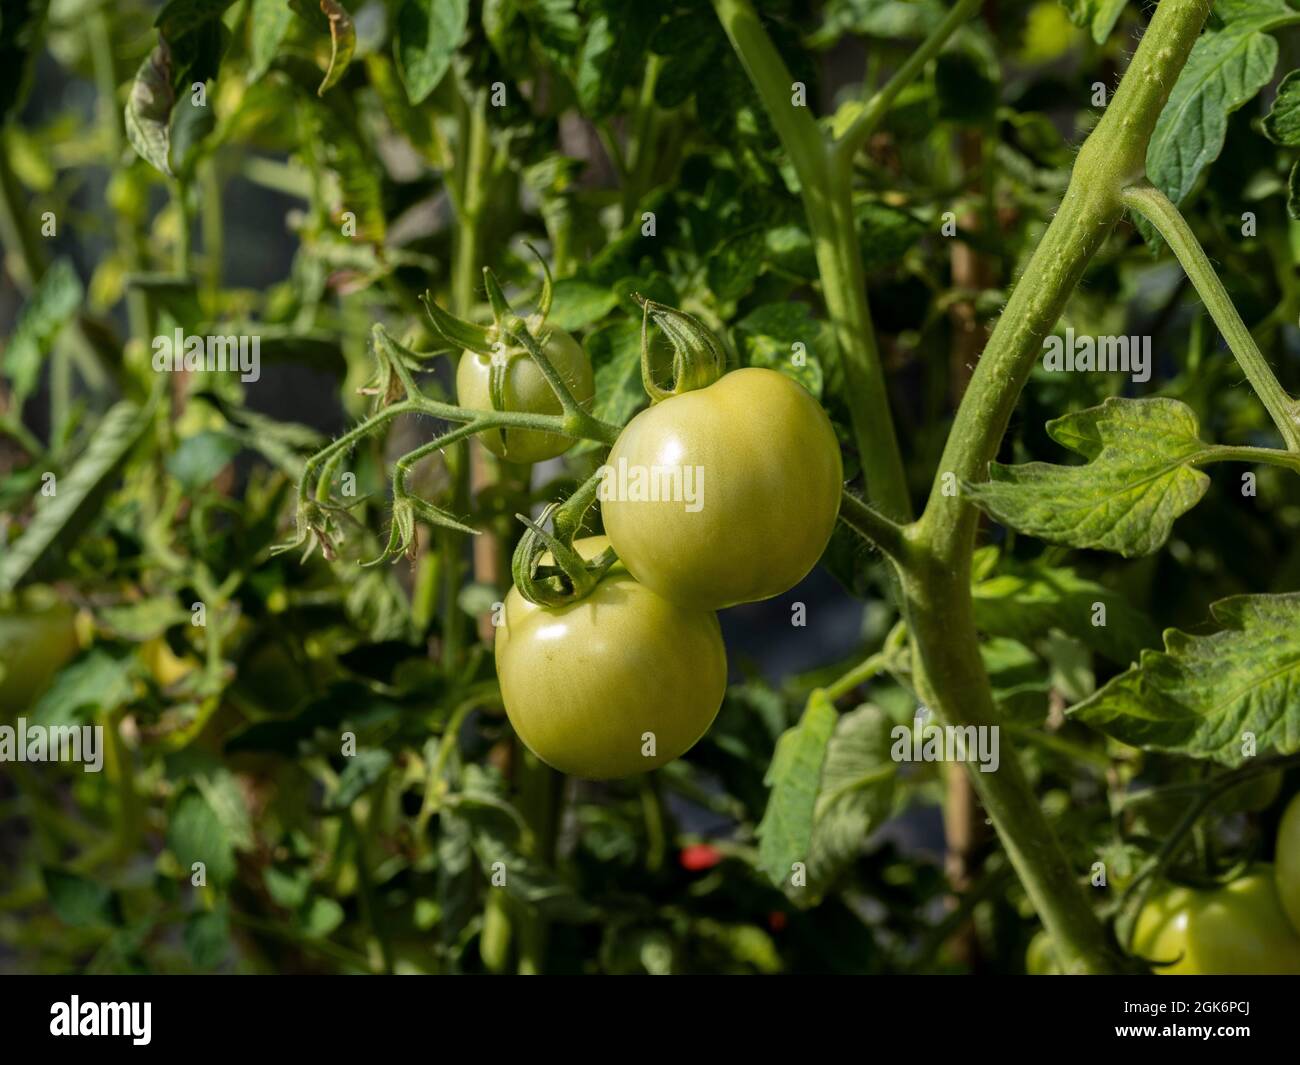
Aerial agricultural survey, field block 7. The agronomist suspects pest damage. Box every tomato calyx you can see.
[510,475,617,607]
[634,296,725,402]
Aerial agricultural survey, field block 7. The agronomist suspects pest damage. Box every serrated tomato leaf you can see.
[1145,1,1292,219]
[1069,593,1300,766]
[965,397,1214,558]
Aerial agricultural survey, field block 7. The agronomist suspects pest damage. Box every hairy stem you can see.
[903,0,1214,975]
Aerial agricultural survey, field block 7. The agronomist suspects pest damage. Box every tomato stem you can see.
[1122,181,1300,451]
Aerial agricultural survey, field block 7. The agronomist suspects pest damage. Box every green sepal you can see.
[421,290,494,354]
[635,296,726,402]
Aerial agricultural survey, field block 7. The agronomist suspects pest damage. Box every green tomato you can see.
[495,536,727,779]
[1277,793,1300,934]
[1134,869,1300,974]
[0,602,79,713]
[601,368,843,610]
[1025,930,1062,974]
[455,325,594,464]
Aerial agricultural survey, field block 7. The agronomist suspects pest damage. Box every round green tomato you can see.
[455,325,594,464]
[1134,869,1300,974]
[1025,930,1062,975]
[1277,793,1300,934]
[495,536,727,779]
[601,368,843,610]
[0,602,79,712]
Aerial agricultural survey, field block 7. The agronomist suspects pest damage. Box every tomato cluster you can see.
[1028,792,1300,974]
[486,339,843,779]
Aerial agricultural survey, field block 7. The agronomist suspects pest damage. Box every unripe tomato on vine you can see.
[494,536,727,779]
[600,304,843,610]
[1276,793,1300,934]
[456,325,594,464]
[1133,870,1300,974]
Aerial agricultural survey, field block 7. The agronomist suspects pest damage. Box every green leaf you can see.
[965,397,1215,558]
[706,228,766,304]
[169,91,215,178]
[1146,4,1289,212]
[394,0,467,105]
[97,598,191,641]
[1070,593,1300,766]
[756,690,838,888]
[166,430,242,491]
[183,908,230,967]
[1059,0,1128,45]
[31,648,136,727]
[299,895,345,937]
[43,868,118,927]
[125,44,177,176]
[1263,68,1300,144]
[1289,157,1300,219]
[248,0,295,81]
[169,789,236,885]
[733,301,827,399]
[575,0,655,118]
[805,705,897,900]
[971,548,1159,664]
[1,258,82,412]
[548,279,618,331]
[327,749,392,810]
[584,318,645,429]
[0,401,153,594]
[856,201,925,271]
[316,0,356,95]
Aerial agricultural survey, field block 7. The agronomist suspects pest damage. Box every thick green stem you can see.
[1122,182,1300,450]
[902,0,1214,975]
[710,0,911,519]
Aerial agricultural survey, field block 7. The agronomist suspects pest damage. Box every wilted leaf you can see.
[125,44,177,176]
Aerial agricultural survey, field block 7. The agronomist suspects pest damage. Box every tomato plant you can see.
[4,0,1300,981]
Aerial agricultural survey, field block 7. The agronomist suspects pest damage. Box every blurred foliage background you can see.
[2,0,1300,974]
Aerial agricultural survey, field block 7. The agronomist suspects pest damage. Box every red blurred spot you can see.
[679,843,723,871]
[768,911,788,932]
